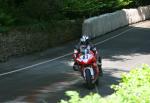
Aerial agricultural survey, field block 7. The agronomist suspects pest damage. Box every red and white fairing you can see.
[75,50,99,83]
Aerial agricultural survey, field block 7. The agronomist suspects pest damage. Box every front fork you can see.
[83,68,94,80]
[83,66,99,81]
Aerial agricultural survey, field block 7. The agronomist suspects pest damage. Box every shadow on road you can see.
[98,68,129,97]
[97,26,150,62]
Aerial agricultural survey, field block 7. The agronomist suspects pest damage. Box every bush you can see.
[59,64,150,103]
[0,11,15,33]
[0,12,15,26]
[112,64,150,103]
[62,0,135,18]
[1,0,150,22]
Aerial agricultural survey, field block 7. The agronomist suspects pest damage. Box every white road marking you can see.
[0,53,72,77]
[95,28,134,45]
[0,28,134,77]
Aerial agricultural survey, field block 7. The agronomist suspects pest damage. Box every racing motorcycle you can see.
[74,47,100,89]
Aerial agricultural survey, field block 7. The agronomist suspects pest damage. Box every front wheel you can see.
[85,69,94,89]
[95,77,99,85]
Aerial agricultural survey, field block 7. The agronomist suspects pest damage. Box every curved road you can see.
[0,20,150,103]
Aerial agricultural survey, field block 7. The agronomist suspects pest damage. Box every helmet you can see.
[80,35,89,45]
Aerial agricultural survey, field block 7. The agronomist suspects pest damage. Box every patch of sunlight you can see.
[38,79,80,93]
[61,60,74,67]
[131,20,150,28]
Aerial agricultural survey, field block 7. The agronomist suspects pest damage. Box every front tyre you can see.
[85,69,94,89]
[95,77,99,85]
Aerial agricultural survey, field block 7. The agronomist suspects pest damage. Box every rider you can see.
[73,35,103,76]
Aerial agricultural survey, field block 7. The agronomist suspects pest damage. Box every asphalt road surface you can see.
[0,20,150,103]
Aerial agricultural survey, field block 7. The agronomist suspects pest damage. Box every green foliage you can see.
[0,12,15,26]
[0,0,150,24]
[0,0,150,33]
[20,0,61,20]
[0,10,15,32]
[112,64,150,103]
[62,0,136,18]
[133,0,150,6]
[60,91,104,103]
[60,64,150,103]
[116,0,134,8]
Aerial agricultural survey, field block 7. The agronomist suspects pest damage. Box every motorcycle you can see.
[74,47,100,89]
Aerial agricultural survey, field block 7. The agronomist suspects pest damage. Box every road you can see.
[0,20,150,103]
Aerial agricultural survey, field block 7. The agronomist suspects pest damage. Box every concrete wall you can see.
[82,5,150,38]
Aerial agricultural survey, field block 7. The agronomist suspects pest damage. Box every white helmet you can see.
[80,35,89,44]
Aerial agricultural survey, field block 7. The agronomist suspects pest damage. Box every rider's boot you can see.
[97,57,103,76]
[97,63,103,76]
[73,62,78,71]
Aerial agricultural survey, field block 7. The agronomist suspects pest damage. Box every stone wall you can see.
[0,20,82,62]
